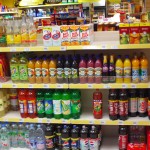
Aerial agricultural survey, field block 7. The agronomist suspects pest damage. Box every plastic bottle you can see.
[129,89,138,117]
[93,89,102,119]
[147,128,150,150]
[87,56,94,83]
[11,123,18,148]
[119,126,128,150]
[64,56,71,83]
[140,55,148,83]
[79,56,87,84]
[102,55,109,83]
[44,90,53,118]
[57,57,64,83]
[94,55,102,83]
[0,90,5,117]
[36,90,45,118]
[71,125,80,150]
[116,55,123,83]
[119,89,128,120]
[108,89,118,120]
[42,56,49,84]
[18,89,28,118]
[55,125,62,149]
[18,123,26,148]
[132,54,140,83]
[10,54,20,82]
[138,89,147,117]
[35,57,42,84]
[124,55,131,83]
[109,55,116,83]
[49,57,57,84]
[28,57,36,84]
[19,55,28,82]
[71,90,81,119]
[53,90,62,119]
[25,123,30,149]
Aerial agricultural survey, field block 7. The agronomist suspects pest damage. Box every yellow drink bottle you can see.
[124,55,131,83]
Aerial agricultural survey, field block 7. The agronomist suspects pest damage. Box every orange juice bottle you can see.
[132,54,140,83]
[49,57,57,84]
[35,57,42,84]
[28,57,35,84]
[115,55,123,83]
[140,54,148,83]
[42,56,49,84]
[124,55,131,83]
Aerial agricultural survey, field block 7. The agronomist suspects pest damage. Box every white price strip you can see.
[43,84,49,88]
[131,84,137,88]
[88,84,93,88]
[122,84,127,88]
[24,47,30,51]
[28,84,34,88]
[60,46,66,51]
[44,47,48,51]
[100,120,106,125]
[89,120,94,124]
[38,119,43,123]
[12,84,17,88]
[10,48,16,52]
[118,121,124,125]
[57,84,63,88]
[133,121,138,125]
[19,118,24,122]
[3,118,8,122]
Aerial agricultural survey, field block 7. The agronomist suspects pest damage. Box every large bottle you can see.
[64,56,71,83]
[0,90,5,117]
[11,123,18,148]
[35,57,42,84]
[102,55,109,83]
[18,123,26,148]
[124,55,131,83]
[109,55,116,83]
[55,125,62,149]
[42,56,49,84]
[116,55,123,83]
[29,124,36,150]
[25,123,30,149]
[87,56,94,83]
[57,57,64,83]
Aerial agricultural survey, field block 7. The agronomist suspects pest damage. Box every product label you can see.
[62,100,71,115]
[87,67,94,77]
[71,100,81,114]
[119,135,128,149]
[21,31,29,43]
[141,69,148,82]
[10,98,18,106]
[35,68,42,77]
[57,68,64,78]
[103,64,108,73]
[6,34,14,44]
[62,138,70,149]
[29,30,37,42]
[19,64,28,80]
[138,98,147,113]
[132,69,139,82]
[19,100,27,114]
[80,138,89,150]
[50,68,56,77]
[95,67,102,76]
[119,100,128,116]
[93,99,102,114]
[0,35,6,43]
[14,34,21,44]
[129,98,138,113]
[45,136,54,148]
[89,138,99,149]
[71,68,78,78]
[79,68,87,77]
[28,99,36,114]
[42,68,48,77]
[64,68,71,78]
[45,100,53,115]
[37,100,45,114]
[116,67,123,78]
[28,68,35,77]
[36,140,45,149]
[124,67,131,78]
[0,99,4,111]
[148,100,150,116]
[10,64,20,80]
[109,100,119,116]
[53,100,62,115]
[71,138,80,149]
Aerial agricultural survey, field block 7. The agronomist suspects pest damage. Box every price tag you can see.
[10,48,16,52]
[28,84,33,88]
[62,119,68,123]
[0,84,2,88]
[60,46,66,51]
[44,47,48,51]
[43,84,49,88]
[100,120,106,125]
[88,84,93,88]
[111,45,118,49]
[104,85,110,89]
[133,121,138,125]
[19,118,24,122]
[83,46,89,49]
[47,119,51,123]
[24,47,30,51]
[12,84,17,88]
[102,45,106,49]
[122,84,127,88]
[89,120,94,124]
[118,121,124,125]
[38,119,43,123]
[3,118,8,122]
[57,84,63,88]
[131,84,136,88]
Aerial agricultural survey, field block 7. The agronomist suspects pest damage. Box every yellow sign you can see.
[78,0,100,2]
[108,0,121,3]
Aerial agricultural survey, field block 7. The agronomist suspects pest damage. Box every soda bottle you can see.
[71,125,80,150]
[55,125,62,149]
[45,124,54,150]
[25,123,30,148]
[36,90,45,118]
[11,123,18,148]
[108,89,118,120]
[52,90,62,119]
[94,55,102,83]
[102,55,109,83]
[124,55,131,83]
[148,90,150,120]
[57,57,64,83]
[42,56,49,84]
[64,56,71,83]
[79,56,87,84]
[61,125,70,150]
[44,90,53,118]
[129,89,138,117]
[87,56,94,83]
[109,55,116,83]
[93,89,102,119]
[119,89,128,120]
[62,90,71,119]
[116,55,123,83]
[27,89,37,118]
[35,57,42,84]
[138,89,147,117]
[140,54,148,83]
[119,126,128,150]
[18,89,28,118]
[18,123,26,148]
[132,54,140,83]
[89,126,99,150]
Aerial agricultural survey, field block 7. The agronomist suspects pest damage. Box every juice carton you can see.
[43,26,52,46]
[80,24,94,45]
[52,26,61,46]
[129,23,140,44]
[119,23,129,44]
[70,25,80,46]
[139,22,150,44]
[60,25,70,46]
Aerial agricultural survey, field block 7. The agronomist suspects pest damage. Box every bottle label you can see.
[119,100,128,116]
[42,68,48,77]
[148,100,150,116]
[124,67,131,78]
[141,69,148,82]
[103,64,108,73]
[57,68,64,78]
[62,138,70,149]
[79,68,87,77]
[10,64,20,80]
[28,99,36,114]
[0,35,6,43]
[29,30,37,42]
[64,68,71,78]
[80,138,89,150]
[71,100,81,114]
[37,101,45,114]
[14,34,21,44]
[132,69,139,82]
[36,140,45,149]
[95,67,102,76]
[93,99,102,114]
[53,100,62,115]
[28,68,35,77]
[129,98,138,113]
[19,100,27,114]
[0,99,4,111]
[109,100,119,116]
[71,68,78,78]
[6,34,14,44]
[116,67,123,78]
[62,100,71,115]
[21,32,29,43]
[87,67,94,77]
[89,138,99,149]
[45,100,53,115]
[35,68,42,77]
[45,136,54,148]
[138,98,147,113]
[50,68,56,77]
[71,138,80,149]
[119,135,128,150]
[19,64,28,80]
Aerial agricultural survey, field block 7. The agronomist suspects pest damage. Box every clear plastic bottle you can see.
[18,123,26,148]
[11,123,18,148]
[25,123,30,149]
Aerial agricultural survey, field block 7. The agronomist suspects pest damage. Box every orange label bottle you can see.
[124,55,131,83]
[28,58,35,84]
[35,57,42,84]
[42,57,49,84]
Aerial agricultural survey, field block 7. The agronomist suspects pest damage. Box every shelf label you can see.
[102,45,106,49]
[19,118,24,122]
[133,121,138,125]
[38,119,43,123]
[0,84,2,88]
[62,119,68,124]
[47,119,51,123]
[44,47,48,51]
[100,120,106,125]
[131,84,137,88]
[24,47,30,51]
[3,118,8,122]
[104,85,110,89]
[89,120,94,124]
[111,45,118,49]
[122,84,127,88]
[118,121,124,125]
[43,84,49,88]
[57,84,63,88]
[10,48,16,52]
[88,84,93,88]
[28,84,33,88]
[12,84,17,88]
[60,46,66,51]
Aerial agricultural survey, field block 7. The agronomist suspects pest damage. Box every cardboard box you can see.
[52,26,61,46]
[43,26,52,47]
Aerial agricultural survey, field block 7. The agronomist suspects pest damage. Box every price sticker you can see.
[12,84,17,88]
[24,47,30,51]
[43,84,49,88]
[19,118,24,122]
[47,119,51,123]
[10,48,16,52]
[89,120,94,124]
[133,121,138,125]
[62,119,68,124]
[111,45,118,49]
[44,47,48,51]
[38,119,43,123]
[102,45,106,49]
[0,84,2,88]
[88,84,93,88]
[104,85,110,89]
[131,84,136,88]
[122,84,127,88]
[100,120,106,125]
[3,118,8,122]
[28,84,33,88]
[118,121,124,125]
[60,46,66,51]
[57,84,63,88]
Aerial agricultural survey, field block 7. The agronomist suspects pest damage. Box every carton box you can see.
[129,23,140,44]
[119,23,129,44]
[52,26,61,46]
[43,26,52,46]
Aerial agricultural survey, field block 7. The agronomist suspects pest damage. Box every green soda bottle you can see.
[44,90,53,118]
[53,90,62,119]
[71,89,81,119]
[36,90,45,118]
[62,90,71,119]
